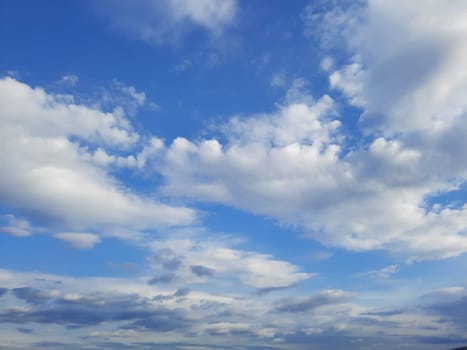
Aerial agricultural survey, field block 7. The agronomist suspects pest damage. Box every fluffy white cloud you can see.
[322,0,467,136]
[151,73,467,260]
[0,77,196,239]
[115,1,467,261]
[97,0,237,45]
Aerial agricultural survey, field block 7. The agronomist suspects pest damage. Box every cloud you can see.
[0,77,196,240]
[275,289,352,313]
[148,273,176,285]
[309,251,333,261]
[270,73,287,88]
[314,0,467,136]
[59,75,79,87]
[12,287,58,304]
[151,81,467,259]
[422,287,467,330]
[97,79,147,117]
[53,232,101,249]
[357,265,399,279]
[97,0,237,45]
[150,235,311,289]
[145,1,467,260]
[173,288,190,297]
[190,265,215,277]
[0,214,31,237]
[173,59,193,72]
[162,258,183,271]
[1,268,464,349]
[1,292,189,331]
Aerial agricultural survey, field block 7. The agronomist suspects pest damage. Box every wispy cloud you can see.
[96,0,237,45]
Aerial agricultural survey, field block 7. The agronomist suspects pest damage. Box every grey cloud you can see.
[17,327,33,334]
[191,265,215,277]
[153,288,190,301]
[0,290,189,332]
[33,341,66,348]
[256,284,296,295]
[275,290,351,313]
[418,336,467,345]
[174,288,190,297]
[125,308,189,332]
[163,257,183,271]
[12,287,54,304]
[148,273,176,284]
[362,309,406,317]
[425,294,467,329]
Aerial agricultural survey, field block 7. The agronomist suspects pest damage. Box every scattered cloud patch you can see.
[270,72,287,88]
[309,250,333,261]
[0,214,31,237]
[97,0,237,45]
[357,265,399,279]
[59,74,79,87]
[54,232,102,250]
[0,77,196,240]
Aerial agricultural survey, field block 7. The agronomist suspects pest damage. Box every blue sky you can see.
[1,1,467,349]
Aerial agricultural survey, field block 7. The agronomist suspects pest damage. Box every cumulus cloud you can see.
[149,79,467,260]
[0,77,196,240]
[139,2,467,261]
[316,0,467,136]
[97,0,237,45]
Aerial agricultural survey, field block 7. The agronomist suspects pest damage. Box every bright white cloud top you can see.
[1,1,467,350]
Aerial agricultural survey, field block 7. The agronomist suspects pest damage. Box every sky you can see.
[1,0,467,349]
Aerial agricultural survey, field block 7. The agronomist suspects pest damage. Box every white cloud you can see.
[96,79,147,117]
[151,76,467,260]
[54,232,102,249]
[0,214,31,237]
[0,77,196,240]
[149,234,312,289]
[309,251,333,261]
[173,58,193,72]
[319,56,334,71]
[358,265,399,279]
[97,0,237,45]
[59,74,79,87]
[270,72,286,88]
[319,0,467,136]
